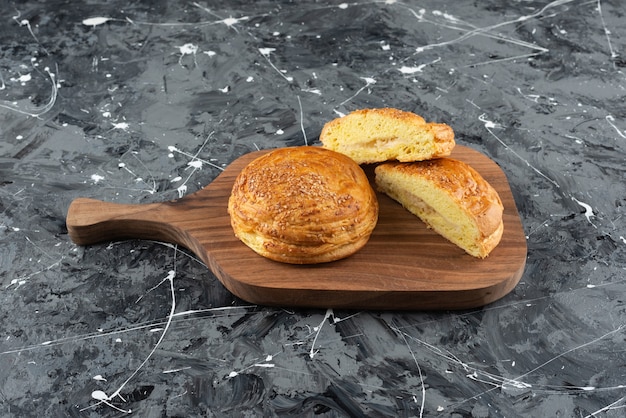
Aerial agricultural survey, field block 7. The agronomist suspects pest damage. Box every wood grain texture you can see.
[66,145,527,310]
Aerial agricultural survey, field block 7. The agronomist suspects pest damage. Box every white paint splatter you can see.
[90,174,105,184]
[8,278,25,289]
[571,196,596,225]
[163,367,191,374]
[13,15,48,55]
[82,17,113,26]
[432,10,460,23]
[606,115,626,139]
[222,17,239,26]
[177,44,199,67]
[91,390,108,400]
[187,160,202,169]
[226,351,279,379]
[302,88,322,95]
[167,136,223,197]
[0,66,58,117]
[479,113,560,188]
[218,15,248,31]
[111,122,129,131]
[82,270,177,414]
[596,0,619,60]
[87,390,131,414]
[339,77,376,106]
[297,95,307,145]
[309,309,333,359]
[11,73,32,85]
[478,113,499,129]
[399,65,426,74]
[178,43,198,56]
[258,47,275,57]
[254,363,275,369]
[258,48,293,82]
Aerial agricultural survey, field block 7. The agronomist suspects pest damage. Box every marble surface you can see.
[1,0,625,416]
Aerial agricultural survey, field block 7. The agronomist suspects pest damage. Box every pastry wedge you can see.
[375,158,504,258]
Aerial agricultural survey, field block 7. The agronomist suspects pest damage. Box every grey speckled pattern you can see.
[1,1,625,416]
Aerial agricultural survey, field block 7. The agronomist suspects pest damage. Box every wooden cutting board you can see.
[66,145,526,310]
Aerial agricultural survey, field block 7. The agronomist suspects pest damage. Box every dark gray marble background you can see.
[1,0,625,416]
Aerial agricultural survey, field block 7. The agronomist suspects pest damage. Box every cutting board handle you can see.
[66,197,185,247]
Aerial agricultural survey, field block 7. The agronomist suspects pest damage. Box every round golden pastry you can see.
[228,146,379,264]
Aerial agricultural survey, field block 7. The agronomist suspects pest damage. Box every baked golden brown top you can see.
[383,159,502,234]
[228,146,378,264]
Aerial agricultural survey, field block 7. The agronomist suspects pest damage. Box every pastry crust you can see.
[375,158,504,258]
[228,146,379,264]
[320,108,455,164]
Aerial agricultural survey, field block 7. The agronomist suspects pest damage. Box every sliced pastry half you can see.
[320,108,455,164]
[375,158,504,258]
